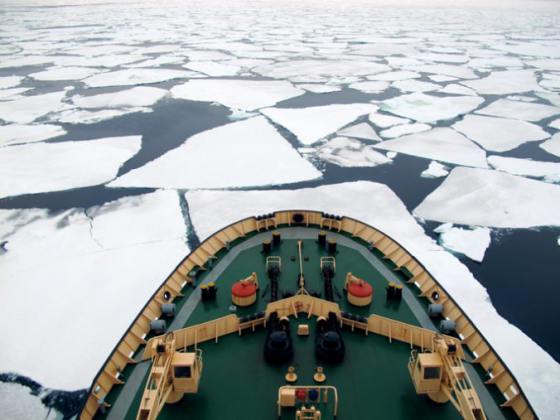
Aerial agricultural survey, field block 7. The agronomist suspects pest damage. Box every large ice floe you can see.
[452,114,549,152]
[109,116,320,189]
[82,69,193,88]
[171,79,304,111]
[29,66,103,81]
[0,190,188,390]
[487,155,560,183]
[373,127,488,168]
[0,124,66,147]
[476,98,560,122]
[183,61,240,77]
[0,76,23,89]
[336,122,380,141]
[315,137,392,167]
[434,223,491,263]
[540,133,560,158]
[71,87,168,109]
[261,103,377,145]
[460,70,542,95]
[185,181,560,419]
[379,122,431,138]
[414,167,560,228]
[380,92,484,123]
[0,136,141,198]
[0,91,69,124]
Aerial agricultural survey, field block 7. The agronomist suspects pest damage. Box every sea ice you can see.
[83,69,192,88]
[549,119,560,130]
[0,383,53,419]
[434,223,491,263]
[261,103,377,145]
[476,99,560,122]
[186,182,560,418]
[337,122,380,141]
[380,93,484,123]
[0,91,69,124]
[297,84,341,94]
[315,137,392,167]
[0,76,23,89]
[184,50,233,61]
[460,70,541,95]
[438,84,477,96]
[0,136,141,198]
[413,64,477,79]
[171,79,304,111]
[380,123,431,138]
[366,70,420,81]
[0,190,188,389]
[0,87,31,101]
[71,87,168,109]
[487,155,560,182]
[392,79,440,93]
[420,161,449,178]
[428,75,457,82]
[368,112,409,128]
[348,81,389,93]
[0,55,56,69]
[373,127,487,168]
[183,61,241,77]
[50,108,151,124]
[0,124,66,147]
[414,167,560,228]
[29,66,102,81]
[452,114,549,152]
[109,116,320,189]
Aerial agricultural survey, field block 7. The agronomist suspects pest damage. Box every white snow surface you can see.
[381,92,484,123]
[368,112,410,128]
[109,116,320,189]
[373,127,488,168]
[171,79,304,111]
[414,166,560,228]
[420,161,449,178]
[367,70,420,81]
[380,123,431,139]
[476,98,560,121]
[460,70,542,95]
[183,61,240,76]
[452,114,550,152]
[261,103,377,145]
[0,190,188,389]
[336,122,380,141]
[50,107,151,124]
[0,136,141,198]
[348,81,389,93]
[550,119,560,130]
[72,87,168,109]
[0,382,54,420]
[0,76,23,89]
[185,181,560,419]
[29,66,102,81]
[540,133,560,158]
[0,124,66,147]
[83,69,192,88]
[392,79,440,92]
[435,223,491,263]
[487,155,560,181]
[297,84,341,94]
[0,91,69,124]
[315,137,392,167]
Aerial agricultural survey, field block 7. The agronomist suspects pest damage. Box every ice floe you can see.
[0,76,23,89]
[476,98,560,122]
[368,112,409,128]
[540,133,560,158]
[71,86,168,109]
[414,167,560,228]
[297,84,340,94]
[51,108,151,124]
[0,91,69,124]
[428,75,457,83]
[373,127,487,168]
[186,181,560,419]
[452,114,549,152]
[183,61,240,77]
[381,92,484,123]
[420,161,449,178]
[461,70,541,95]
[549,119,560,130]
[392,79,440,93]
[336,122,380,141]
[0,87,31,101]
[29,66,102,81]
[0,136,141,198]
[367,70,420,81]
[438,84,477,96]
[380,123,431,138]
[109,116,320,189]
[315,137,392,167]
[487,155,560,182]
[83,69,192,88]
[0,124,66,147]
[0,190,188,389]
[348,81,389,93]
[171,79,304,111]
[413,64,477,79]
[261,103,377,145]
[434,223,491,263]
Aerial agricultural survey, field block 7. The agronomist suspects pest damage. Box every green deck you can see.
[97,226,512,420]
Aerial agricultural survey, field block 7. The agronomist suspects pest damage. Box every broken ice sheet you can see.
[476,98,560,122]
[434,223,491,263]
[0,190,188,389]
[348,81,389,94]
[412,64,477,79]
[460,70,542,95]
[487,155,560,183]
[414,167,560,228]
[0,91,69,124]
[373,127,487,168]
[0,124,66,147]
[109,116,320,189]
[452,114,549,152]
[71,86,168,109]
[420,161,449,178]
[380,123,431,139]
[171,79,304,111]
[337,122,380,141]
[392,79,440,93]
[315,137,392,167]
[381,92,484,123]
[0,136,141,198]
[438,84,477,96]
[296,84,341,94]
[366,70,420,81]
[83,68,193,88]
[183,61,241,77]
[0,76,23,89]
[261,103,377,145]
[368,112,409,128]
[29,66,103,81]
